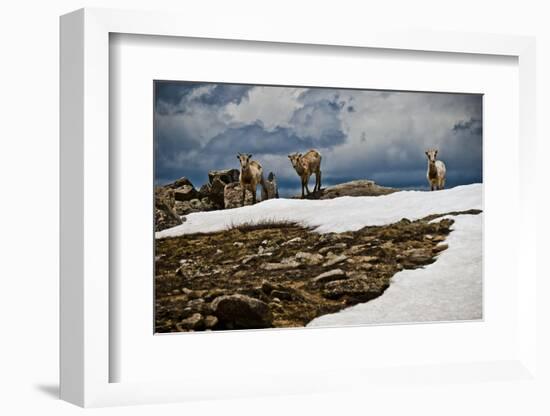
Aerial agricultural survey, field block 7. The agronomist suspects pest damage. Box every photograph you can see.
[153,81,483,333]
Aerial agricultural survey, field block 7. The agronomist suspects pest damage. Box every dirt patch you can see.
[155,210,482,332]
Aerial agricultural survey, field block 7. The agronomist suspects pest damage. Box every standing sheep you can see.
[237,153,267,205]
[288,149,322,198]
[425,148,446,191]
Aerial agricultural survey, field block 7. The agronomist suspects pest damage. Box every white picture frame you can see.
[60,7,538,408]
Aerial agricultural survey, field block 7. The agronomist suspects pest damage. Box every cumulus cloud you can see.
[155,81,482,195]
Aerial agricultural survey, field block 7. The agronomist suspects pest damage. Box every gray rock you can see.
[323,278,387,302]
[318,243,347,254]
[211,294,272,328]
[322,254,348,267]
[312,269,347,284]
[174,185,198,201]
[433,243,448,253]
[281,237,303,246]
[295,251,324,265]
[208,168,240,185]
[261,259,301,271]
[261,171,279,200]
[271,290,293,300]
[178,313,204,330]
[204,315,219,329]
[224,182,254,209]
[172,177,194,188]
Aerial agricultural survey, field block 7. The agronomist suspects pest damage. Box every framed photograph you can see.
[60,8,538,407]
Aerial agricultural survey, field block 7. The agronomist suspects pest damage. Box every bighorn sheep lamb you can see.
[425,148,446,191]
[288,149,322,198]
[237,153,268,205]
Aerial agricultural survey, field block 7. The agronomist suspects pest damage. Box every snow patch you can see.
[157,183,482,238]
[307,213,483,326]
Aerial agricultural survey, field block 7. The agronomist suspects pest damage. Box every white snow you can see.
[307,213,483,326]
[156,183,482,238]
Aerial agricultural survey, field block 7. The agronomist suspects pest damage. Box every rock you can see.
[171,289,181,296]
[211,294,272,328]
[322,254,348,267]
[261,259,301,271]
[233,241,245,248]
[312,269,347,284]
[319,180,396,199]
[224,182,254,209]
[204,289,225,302]
[178,313,204,330]
[200,197,214,211]
[318,243,347,254]
[433,243,449,253]
[172,177,194,188]
[208,168,240,185]
[189,198,203,210]
[198,183,212,198]
[154,188,183,231]
[401,248,433,264]
[261,280,276,294]
[209,177,227,207]
[281,237,303,246]
[323,278,388,302]
[174,185,199,201]
[241,253,272,264]
[204,315,219,329]
[261,171,279,200]
[295,251,324,265]
[174,200,195,215]
[271,289,293,300]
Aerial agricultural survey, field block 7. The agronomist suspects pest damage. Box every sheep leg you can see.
[251,184,257,204]
[314,170,321,192]
[304,175,311,195]
[301,178,305,198]
[241,186,246,205]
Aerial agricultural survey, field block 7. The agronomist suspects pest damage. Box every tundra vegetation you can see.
[155,209,482,332]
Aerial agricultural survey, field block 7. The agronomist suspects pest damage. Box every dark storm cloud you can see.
[155,82,252,115]
[154,82,483,194]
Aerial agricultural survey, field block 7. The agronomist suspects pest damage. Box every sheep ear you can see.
[248,154,252,158]
[425,151,428,156]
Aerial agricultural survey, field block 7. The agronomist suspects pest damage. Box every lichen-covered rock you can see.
[211,294,272,329]
[208,169,240,185]
[174,184,199,201]
[223,182,254,209]
[323,278,388,303]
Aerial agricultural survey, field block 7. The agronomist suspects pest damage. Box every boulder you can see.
[261,171,279,200]
[208,169,240,185]
[295,179,396,200]
[209,177,228,208]
[295,251,324,265]
[312,269,347,284]
[224,182,254,209]
[174,185,198,202]
[154,187,183,231]
[211,294,272,329]
[261,259,301,271]
[177,313,204,330]
[323,278,388,302]
[322,254,348,267]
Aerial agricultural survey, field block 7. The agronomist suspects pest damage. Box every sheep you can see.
[288,149,322,198]
[237,153,267,205]
[425,148,446,191]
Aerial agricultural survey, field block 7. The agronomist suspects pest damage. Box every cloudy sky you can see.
[154,81,482,196]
